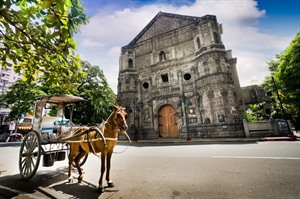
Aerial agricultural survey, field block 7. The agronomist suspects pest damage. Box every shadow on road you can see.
[0,167,110,199]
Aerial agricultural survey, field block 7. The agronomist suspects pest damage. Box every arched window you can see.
[128,59,133,68]
[159,51,166,61]
[196,37,201,49]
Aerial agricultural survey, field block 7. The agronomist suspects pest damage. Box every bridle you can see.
[113,107,128,132]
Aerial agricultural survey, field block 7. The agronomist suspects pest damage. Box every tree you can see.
[260,57,280,94]
[0,80,45,119]
[245,102,269,122]
[0,60,116,124]
[73,61,116,124]
[261,32,300,119]
[275,32,300,116]
[0,0,89,92]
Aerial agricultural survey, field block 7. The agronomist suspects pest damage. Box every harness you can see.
[64,107,131,156]
[65,121,130,156]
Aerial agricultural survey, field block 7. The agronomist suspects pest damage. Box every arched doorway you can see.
[158,104,179,137]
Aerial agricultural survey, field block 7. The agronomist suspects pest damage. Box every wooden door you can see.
[158,105,178,137]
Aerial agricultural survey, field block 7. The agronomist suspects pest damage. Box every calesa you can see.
[18,94,130,193]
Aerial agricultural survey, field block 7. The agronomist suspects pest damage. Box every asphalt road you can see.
[0,141,300,199]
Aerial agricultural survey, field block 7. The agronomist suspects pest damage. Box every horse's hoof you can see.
[107,182,115,188]
[68,177,73,183]
[78,176,83,183]
[98,187,104,193]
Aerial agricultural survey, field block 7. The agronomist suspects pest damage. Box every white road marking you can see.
[212,156,300,160]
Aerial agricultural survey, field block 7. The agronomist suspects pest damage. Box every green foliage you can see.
[0,0,89,92]
[0,60,116,124]
[73,61,116,124]
[267,56,280,74]
[275,32,300,113]
[0,80,46,119]
[0,1,116,124]
[245,109,257,122]
[245,103,268,121]
[261,32,300,118]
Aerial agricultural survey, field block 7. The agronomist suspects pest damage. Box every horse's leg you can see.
[74,148,87,183]
[68,143,80,182]
[98,153,106,193]
[106,151,114,188]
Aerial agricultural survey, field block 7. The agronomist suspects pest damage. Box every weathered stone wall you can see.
[118,12,244,139]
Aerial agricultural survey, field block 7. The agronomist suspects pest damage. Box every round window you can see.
[184,73,191,80]
[143,82,149,89]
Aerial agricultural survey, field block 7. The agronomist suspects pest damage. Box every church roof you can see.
[125,12,216,48]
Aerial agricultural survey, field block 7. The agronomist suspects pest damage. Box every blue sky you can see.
[75,0,300,93]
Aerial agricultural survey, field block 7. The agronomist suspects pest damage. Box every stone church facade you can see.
[117,12,245,139]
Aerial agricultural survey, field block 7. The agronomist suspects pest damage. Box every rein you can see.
[113,142,131,154]
[66,137,118,143]
[84,120,131,156]
[67,107,131,157]
[100,120,132,154]
[60,126,107,147]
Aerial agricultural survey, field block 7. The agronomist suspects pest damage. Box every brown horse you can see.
[67,105,128,193]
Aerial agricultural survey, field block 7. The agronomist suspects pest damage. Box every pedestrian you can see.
[9,119,16,135]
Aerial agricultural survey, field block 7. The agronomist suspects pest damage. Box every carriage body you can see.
[19,95,129,192]
[32,95,85,143]
[19,94,88,180]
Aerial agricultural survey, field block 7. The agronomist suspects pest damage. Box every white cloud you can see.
[79,7,157,47]
[76,0,294,93]
[81,38,105,48]
[108,47,121,58]
[234,50,270,86]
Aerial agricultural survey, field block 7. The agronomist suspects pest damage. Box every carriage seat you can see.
[41,116,68,132]
[59,126,81,137]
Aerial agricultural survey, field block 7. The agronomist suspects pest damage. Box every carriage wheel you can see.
[19,130,41,180]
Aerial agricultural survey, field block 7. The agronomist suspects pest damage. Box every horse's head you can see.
[112,105,128,133]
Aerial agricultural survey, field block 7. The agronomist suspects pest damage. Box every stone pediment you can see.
[127,12,202,46]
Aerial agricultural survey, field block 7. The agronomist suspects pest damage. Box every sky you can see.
[74,0,300,93]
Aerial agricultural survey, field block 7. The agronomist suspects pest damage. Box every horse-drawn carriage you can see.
[19,94,129,192]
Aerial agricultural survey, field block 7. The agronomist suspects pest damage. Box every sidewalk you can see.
[128,130,300,145]
[1,132,299,147]
[131,136,299,145]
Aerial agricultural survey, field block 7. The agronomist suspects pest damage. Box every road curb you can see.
[0,142,21,147]
[119,136,299,145]
[1,136,299,147]
[260,135,298,141]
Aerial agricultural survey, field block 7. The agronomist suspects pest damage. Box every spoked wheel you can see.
[19,130,42,180]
